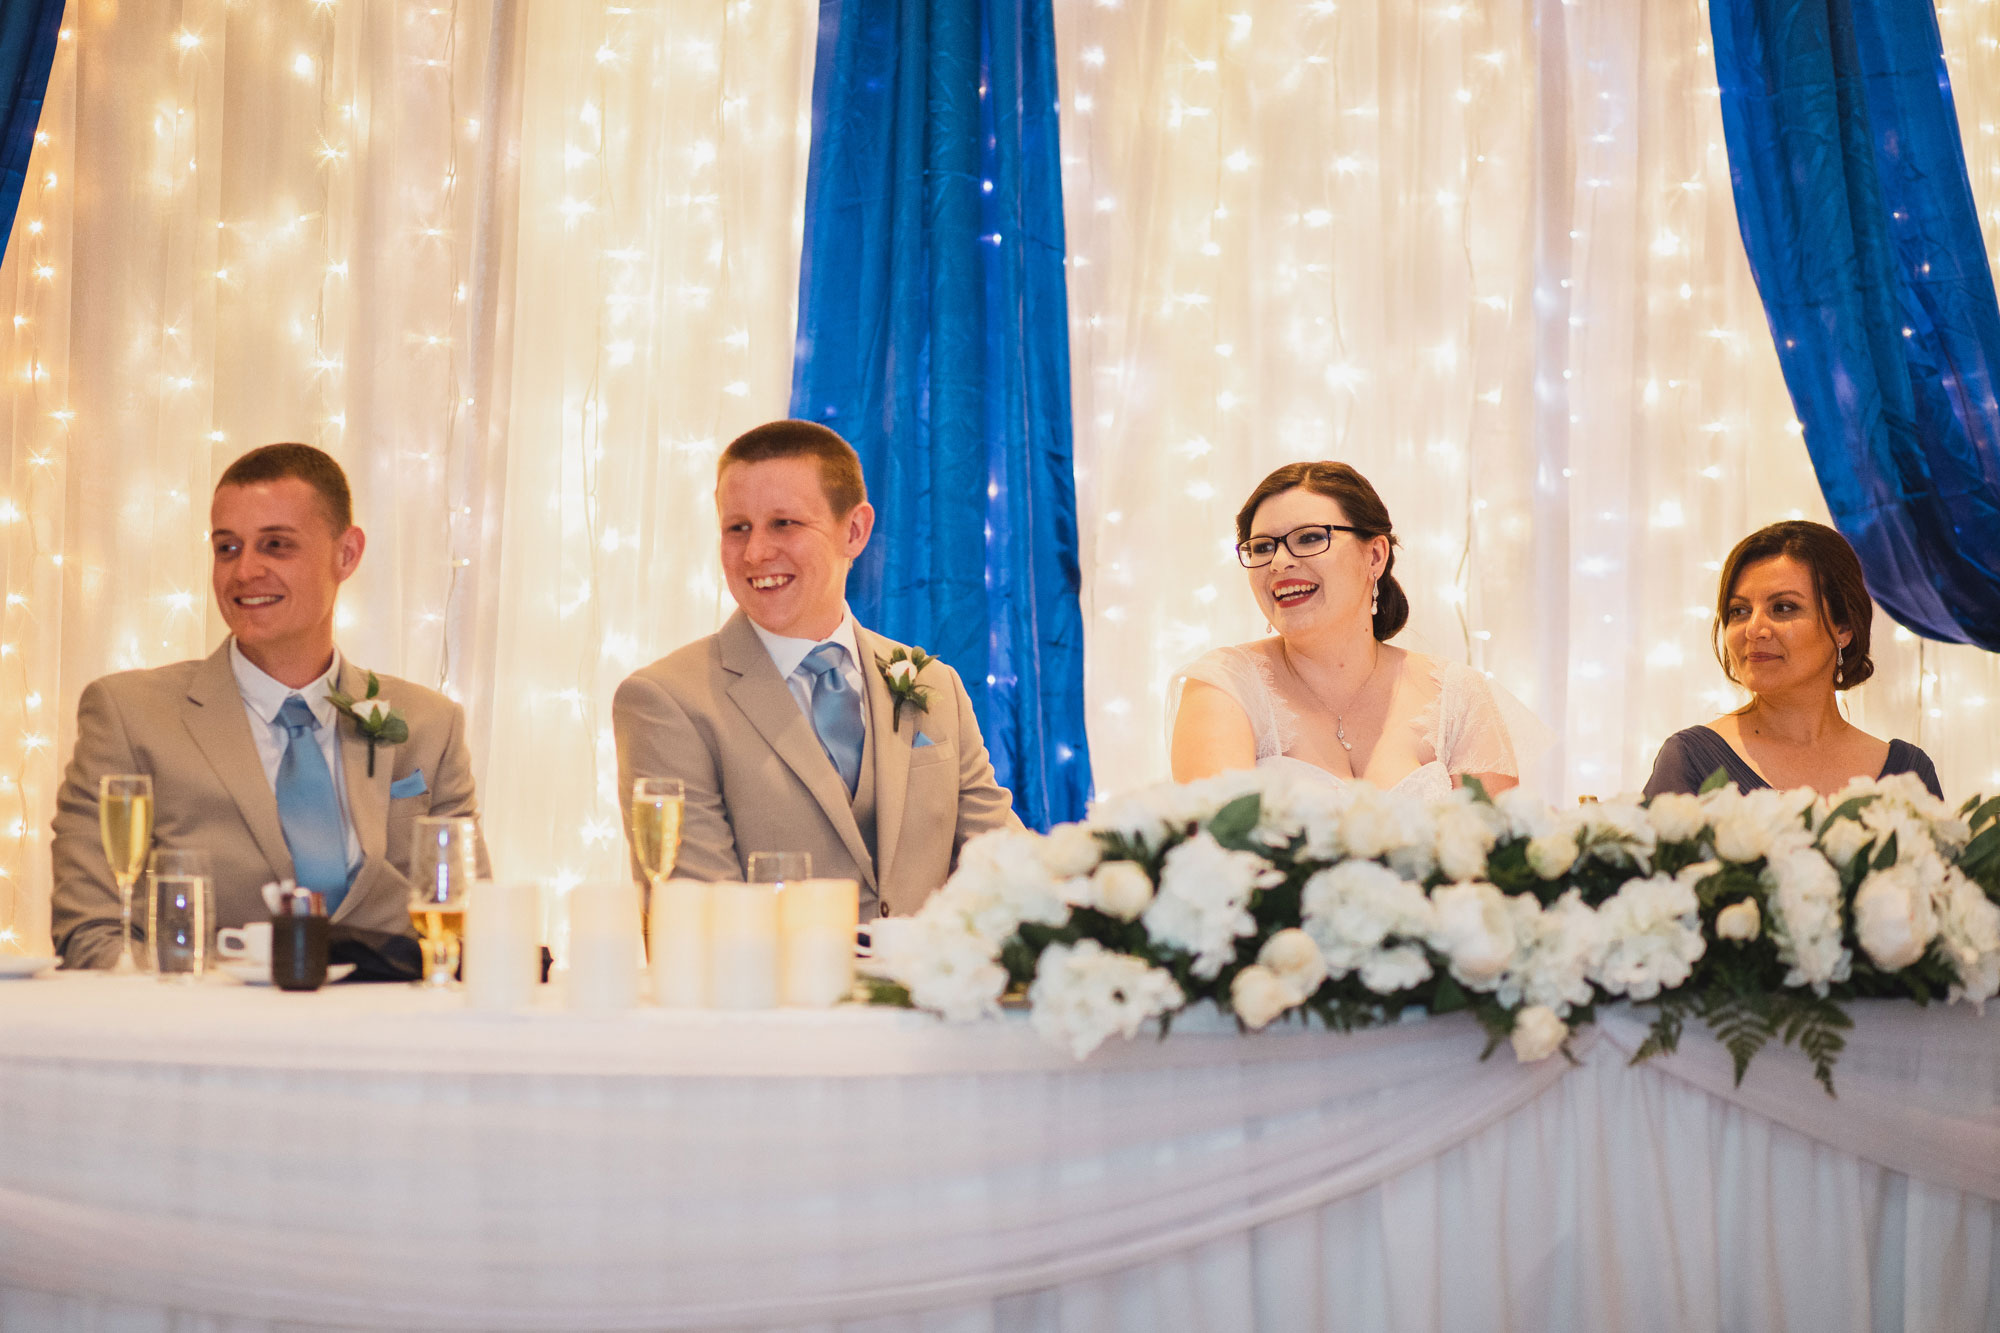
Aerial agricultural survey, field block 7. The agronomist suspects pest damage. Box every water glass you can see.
[410,816,479,988]
[146,848,212,982]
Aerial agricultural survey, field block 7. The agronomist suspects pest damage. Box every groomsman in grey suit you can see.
[50,444,482,968]
[613,420,1020,918]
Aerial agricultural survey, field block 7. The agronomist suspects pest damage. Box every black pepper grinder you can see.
[271,884,330,991]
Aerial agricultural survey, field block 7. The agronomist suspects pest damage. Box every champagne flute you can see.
[630,778,684,951]
[99,775,154,974]
[409,816,478,989]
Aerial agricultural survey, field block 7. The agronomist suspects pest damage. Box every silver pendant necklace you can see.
[1283,641,1382,754]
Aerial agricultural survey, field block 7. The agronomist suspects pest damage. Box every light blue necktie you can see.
[800,643,864,796]
[275,696,350,913]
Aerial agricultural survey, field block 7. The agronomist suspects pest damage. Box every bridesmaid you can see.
[1643,520,1942,798]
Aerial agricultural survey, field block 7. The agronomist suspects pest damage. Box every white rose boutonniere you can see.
[874,646,935,733]
[326,671,408,776]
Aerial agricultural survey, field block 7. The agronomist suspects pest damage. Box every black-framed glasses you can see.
[1235,523,1362,568]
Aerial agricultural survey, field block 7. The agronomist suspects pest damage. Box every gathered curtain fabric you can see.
[1711,0,2000,649]
[790,0,1091,829]
[0,0,61,265]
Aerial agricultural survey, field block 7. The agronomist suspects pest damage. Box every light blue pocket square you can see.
[913,733,936,749]
[389,769,428,799]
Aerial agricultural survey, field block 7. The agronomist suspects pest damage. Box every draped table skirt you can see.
[0,975,1994,1332]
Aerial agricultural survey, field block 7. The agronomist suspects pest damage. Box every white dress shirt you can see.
[749,609,870,743]
[229,639,363,871]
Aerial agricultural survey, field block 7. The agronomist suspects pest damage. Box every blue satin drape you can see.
[0,0,62,263]
[791,0,1092,828]
[1711,0,2000,647]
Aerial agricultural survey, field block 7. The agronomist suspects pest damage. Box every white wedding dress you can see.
[1172,642,1523,798]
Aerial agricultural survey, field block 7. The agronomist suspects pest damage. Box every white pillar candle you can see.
[567,881,641,1012]
[648,878,711,1008]
[706,882,779,1010]
[465,880,541,1013]
[779,877,859,1008]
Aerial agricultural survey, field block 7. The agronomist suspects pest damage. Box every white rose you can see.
[1427,881,1519,988]
[1715,898,1761,942]
[1090,860,1155,921]
[887,659,917,684]
[1936,869,2000,1009]
[1509,1004,1567,1063]
[1038,823,1103,879]
[1434,796,1501,883]
[1646,792,1708,845]
[1525,832,1579,880]
[1853,866,1938,971]
[1257,928,1328,996]
[360,698,393,724]
[1229,964,1301,1030]
[1817,816,1875,869]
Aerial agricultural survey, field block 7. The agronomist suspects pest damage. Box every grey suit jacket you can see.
[50,642,481,968]
[612,611,1020,917]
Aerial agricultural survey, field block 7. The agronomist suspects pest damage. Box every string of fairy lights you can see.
[0,1,1997,950]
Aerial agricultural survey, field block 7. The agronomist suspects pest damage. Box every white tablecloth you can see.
[0,974,1994,1332]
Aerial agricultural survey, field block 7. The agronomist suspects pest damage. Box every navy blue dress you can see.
[1643,725,1942,800]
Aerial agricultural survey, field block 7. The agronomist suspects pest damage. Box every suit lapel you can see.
[718,612,877,888]
[858,627,913,892]
[334,658,392,867]
[182,641,294,880]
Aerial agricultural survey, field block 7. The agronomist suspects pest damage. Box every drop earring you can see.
[1835,641,1844,686]
[1370,580,1380,617]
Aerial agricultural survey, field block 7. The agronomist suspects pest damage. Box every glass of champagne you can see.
[630,778,684,950]
[409,816,478,989]
[100,775,154,974]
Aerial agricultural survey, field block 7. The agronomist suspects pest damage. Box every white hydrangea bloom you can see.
[1592,869,1706,1000]
[1143,832,1281,979]
[872,915,1008,1023]
[1494,787,1561,841]
[1761,846,1851,993]
[1934,867,2000,1010]
[1708,787,1811,864]
[1339,785,1439,880]
[1301,859,1437,993]
[939,828,1073,946]
[1576,798,1659,870]
[1028,940,1184,1059]
[1495,889,1604,1015]
[1426,881,1520,990]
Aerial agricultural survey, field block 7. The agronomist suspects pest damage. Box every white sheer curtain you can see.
[0,1,815,952]
[1056,0,2000,803]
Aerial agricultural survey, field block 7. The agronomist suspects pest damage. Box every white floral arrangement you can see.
[870,769,2000,1092]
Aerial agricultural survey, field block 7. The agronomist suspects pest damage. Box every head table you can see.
[0,972,1994,1333]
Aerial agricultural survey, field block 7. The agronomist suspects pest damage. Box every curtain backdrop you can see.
[1054,0,2000,804]
[791,0,1091,829]
[3,1,2000,950]
[0,0,62,263]
[1712,0,2000,652]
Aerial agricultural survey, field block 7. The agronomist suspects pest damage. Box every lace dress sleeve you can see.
[1168,645,1294,761]
[1422,660,1520,778]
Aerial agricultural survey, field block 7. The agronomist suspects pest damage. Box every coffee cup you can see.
[216,921,273,966]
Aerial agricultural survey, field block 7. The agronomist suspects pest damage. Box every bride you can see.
[1170,461,1520,799]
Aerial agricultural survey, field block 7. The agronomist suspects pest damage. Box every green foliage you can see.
[1698,766,1732,795]
[858,976,914,1008]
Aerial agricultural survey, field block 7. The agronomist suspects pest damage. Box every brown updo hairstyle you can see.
[1234,461,1409,641]
[1712,520,1875,690]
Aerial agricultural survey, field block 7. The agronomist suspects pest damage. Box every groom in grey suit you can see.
[50,444,482,968]
[613,420,1019,918]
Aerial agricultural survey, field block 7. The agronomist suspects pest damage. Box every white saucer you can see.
[217,959,356,986]
[0,955,56,979]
